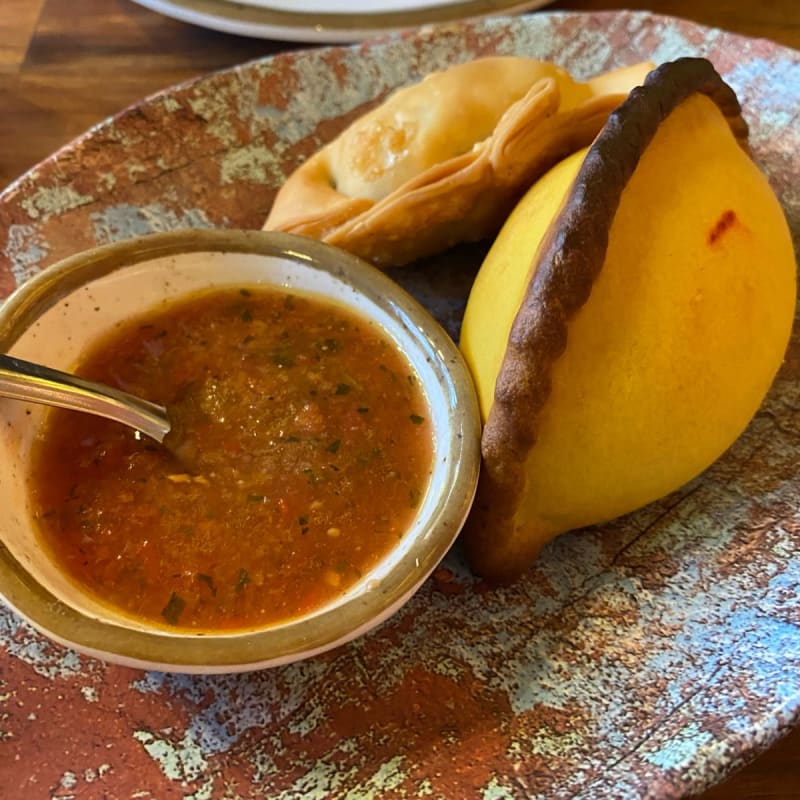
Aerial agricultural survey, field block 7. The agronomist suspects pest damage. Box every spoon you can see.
[0,352,171,444]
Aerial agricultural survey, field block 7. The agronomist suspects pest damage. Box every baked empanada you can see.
[458,58,794,582]
[264,56,653,266]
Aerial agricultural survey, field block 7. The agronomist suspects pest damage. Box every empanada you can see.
[264,57,653,266]
[459,58,795,582]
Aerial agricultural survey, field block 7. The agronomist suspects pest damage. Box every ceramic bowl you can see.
[0,229,481,673]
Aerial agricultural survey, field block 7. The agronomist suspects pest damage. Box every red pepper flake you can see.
[708,209,737,245]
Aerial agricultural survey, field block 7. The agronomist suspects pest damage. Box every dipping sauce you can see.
[28,287,433,631]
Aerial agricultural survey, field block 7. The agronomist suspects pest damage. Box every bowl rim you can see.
[0,228,481,672]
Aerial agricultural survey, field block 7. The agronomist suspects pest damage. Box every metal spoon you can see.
[0,352,171,444]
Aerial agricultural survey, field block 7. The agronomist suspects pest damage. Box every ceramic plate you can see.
[130,0,552,41]
[237,0,498,11]
[1,11,799,799]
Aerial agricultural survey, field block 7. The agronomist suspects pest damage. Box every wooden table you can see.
[1,1,798,797]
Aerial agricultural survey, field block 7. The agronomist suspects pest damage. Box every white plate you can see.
[236,0,469,12]
[130,0,553,41]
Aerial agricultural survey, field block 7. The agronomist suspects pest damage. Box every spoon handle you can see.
[0,353,170,443]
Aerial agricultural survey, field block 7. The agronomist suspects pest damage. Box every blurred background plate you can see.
[129,0,553,41]
[1,10,799,799]
[235,0,519,11]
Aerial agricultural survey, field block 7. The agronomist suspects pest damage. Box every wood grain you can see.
[0,0,281,187]
[0,0,46,72]
[0,0,798,797]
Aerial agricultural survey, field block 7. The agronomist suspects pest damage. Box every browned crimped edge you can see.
[464,57,748,582]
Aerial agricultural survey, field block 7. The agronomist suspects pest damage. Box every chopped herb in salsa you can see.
[162,592,186,626]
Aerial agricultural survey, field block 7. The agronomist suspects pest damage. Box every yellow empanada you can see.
[459,58,795,582]
[264,57,653,266]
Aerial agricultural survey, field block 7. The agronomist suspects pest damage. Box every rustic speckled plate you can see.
[1,11,799,799]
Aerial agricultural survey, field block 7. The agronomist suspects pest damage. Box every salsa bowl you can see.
[0,229,481,672]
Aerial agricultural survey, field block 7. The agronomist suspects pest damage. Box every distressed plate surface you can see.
[1,11,799,799]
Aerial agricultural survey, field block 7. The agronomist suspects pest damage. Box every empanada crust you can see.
[264,57,653,267]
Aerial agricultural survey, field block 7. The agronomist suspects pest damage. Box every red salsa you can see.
[29,287,433,631]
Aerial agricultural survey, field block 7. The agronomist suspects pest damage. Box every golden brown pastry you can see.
[264,57,653,266]
[459,58,796,582]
